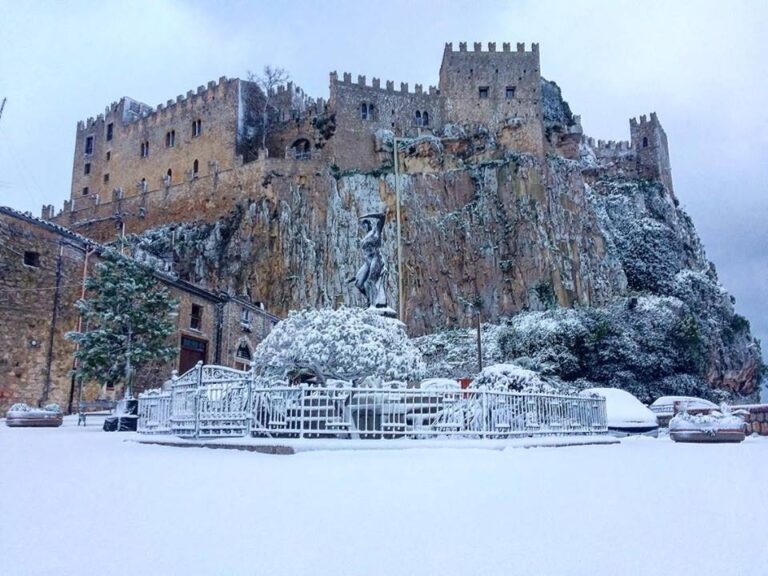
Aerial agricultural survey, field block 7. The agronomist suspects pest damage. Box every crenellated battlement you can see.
[443,41,539,55]
[588,138,632,152]
[76,76,233,134]
[329,71,439,96]
[629,111,660,128]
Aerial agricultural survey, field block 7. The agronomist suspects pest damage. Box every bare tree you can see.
[246,66,290,158]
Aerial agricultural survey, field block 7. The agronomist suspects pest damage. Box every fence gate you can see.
[196,365,251,437]
[169,362,203,438]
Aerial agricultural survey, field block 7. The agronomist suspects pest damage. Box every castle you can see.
[46,41,673,240]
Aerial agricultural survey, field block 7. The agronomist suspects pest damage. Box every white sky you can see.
[0,0,766,352]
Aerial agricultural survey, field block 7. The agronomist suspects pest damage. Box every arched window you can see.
[423,111,429,126]
[193,159,199,176]
[140,177,147,192]
[236,342,252,361]
[642,136,648,148]
[166,168,172,184]
[291,139,311,160]
[415,110,422,126]
[361,102,368,120]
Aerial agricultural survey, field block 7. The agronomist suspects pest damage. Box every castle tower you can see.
[630,112,674,195]
[439,41,544,156]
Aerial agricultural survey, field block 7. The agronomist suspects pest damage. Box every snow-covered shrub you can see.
[669,408,745,436]
[252,307,425,383]
[44,403,61,413]
[471,364,547,392]
[8,403,30,413]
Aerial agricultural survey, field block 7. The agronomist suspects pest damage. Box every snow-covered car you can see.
[580,388,659,437]
[649,396,719,427]
[419,378,461,391]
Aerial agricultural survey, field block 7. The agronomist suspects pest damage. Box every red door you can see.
[179,336,207,374]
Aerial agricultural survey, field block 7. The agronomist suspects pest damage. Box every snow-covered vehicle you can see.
[649,396,718,427]
[580,388,659,437]
[5,403,63,428]
[669,409,746,443]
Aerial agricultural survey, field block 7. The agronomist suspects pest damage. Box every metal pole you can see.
[393,137,404,322]
[476,304,483,373]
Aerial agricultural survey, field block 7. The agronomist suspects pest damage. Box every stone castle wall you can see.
[70,77,242,210]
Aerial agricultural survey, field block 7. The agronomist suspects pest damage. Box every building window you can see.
[84,163,91,175]
[105,151,111,161]
[82,186,89,195]
[103,173,110,184]
[291,139,311,160]
[166,130,176,147]
[140,141,149,157]
[192,119,201,137]
[140,178,147,192]
[361,102,368,120]
[414,110,422,126]
[84,135,94,155]
[236,342,252,361]
[23,251,40,268]
[192,159,199,177]
[506,86,516,99]
[190,304,203,330]
[478,86,489,99]
[165,168,172,184]
[106,123,114,141]
[423,111,429,126]
[642,136,649,148]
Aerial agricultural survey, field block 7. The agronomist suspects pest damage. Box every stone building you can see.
[0,206,277,415]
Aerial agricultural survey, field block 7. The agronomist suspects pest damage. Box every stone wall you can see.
[739,404,768,436]
[70,77,242,211]
[328,73,442,171]
[439,42,544,155]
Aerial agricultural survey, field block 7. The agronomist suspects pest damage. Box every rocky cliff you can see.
[127,91,762,399]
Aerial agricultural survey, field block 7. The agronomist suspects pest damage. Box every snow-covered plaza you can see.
[2,417,766,576]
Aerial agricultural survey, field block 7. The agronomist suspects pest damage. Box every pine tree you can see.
[67,250,178,398]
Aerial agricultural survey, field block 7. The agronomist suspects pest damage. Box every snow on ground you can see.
[1,417,766,576]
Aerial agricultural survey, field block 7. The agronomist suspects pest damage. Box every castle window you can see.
[140,178,147,192]
[190,304,203,331]
[84,163,91,175]
[478,86,489,99]
[23,251,40,268]
[103,173,110,184]
[361,103,368,120]
[193,159,199,176]
[82,186,89,196]
[166,168,172,183]
[291,139,311,160]
[414,110,422,126]
[106,123,114,141]
[166,130,176,147]
[192,119,202,138]
[642,137,649,148]
[506,86,516,99]
[423,111,429,126]
[84,135,94,155]
[140,141,149,158]
[105,151,111,162]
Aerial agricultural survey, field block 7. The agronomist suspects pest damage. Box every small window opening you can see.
[23,251,40,268]
[140,141,150,157]
[103,173,110,184]
[414,110,422,126]
[192,119,201,137]
[106,123,114,141]
[190,304,203,330]
[193,159,199,176]
[166,168,172,182]
[423,111,429,126]
[478,86,489,99]
[166,130,176,147]
[236,342,252,361]
[84,136,94,155]
[105,151,111,161]
[291,139,311,160]
[84,163,91,175]
[361,102,368,120]
[506,86,516,99]
[82,186,89,196]
[642,136,649,148]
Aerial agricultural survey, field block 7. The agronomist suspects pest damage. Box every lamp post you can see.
[392,136,404,322]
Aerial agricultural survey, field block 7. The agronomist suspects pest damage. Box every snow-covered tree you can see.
[252,307,425,383]
[67,250,178,397]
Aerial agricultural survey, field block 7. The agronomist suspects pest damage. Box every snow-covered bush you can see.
[468,363,578,394]
[8,403,30,413]
[669,408,745,436]
[44,403,61,413]
[252,307,425,383]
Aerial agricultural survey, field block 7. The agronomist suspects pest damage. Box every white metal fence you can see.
[138,363,607,439]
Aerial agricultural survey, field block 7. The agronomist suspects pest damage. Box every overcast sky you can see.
[0,0,766,354]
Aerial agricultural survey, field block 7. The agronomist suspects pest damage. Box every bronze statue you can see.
[350,213,387,308]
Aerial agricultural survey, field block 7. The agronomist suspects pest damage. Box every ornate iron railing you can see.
[137,363,607,440]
